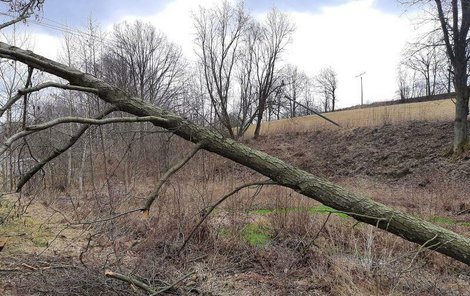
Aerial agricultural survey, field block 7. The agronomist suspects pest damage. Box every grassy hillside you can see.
[246,99,455,136]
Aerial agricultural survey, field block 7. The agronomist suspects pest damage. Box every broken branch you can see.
[105,270,156,294]
[142,143,203,214]
[179,180,274,254]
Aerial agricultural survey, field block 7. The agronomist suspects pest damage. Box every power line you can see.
[0,12,116,49]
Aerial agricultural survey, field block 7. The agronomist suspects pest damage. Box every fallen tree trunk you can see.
[1,42,469,265]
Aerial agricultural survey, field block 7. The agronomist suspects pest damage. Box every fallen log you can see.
[0,42,469,265]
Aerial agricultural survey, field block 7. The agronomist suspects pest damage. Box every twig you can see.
[406,234,439,270]
[178,180,274,254]
[142,143,203,214]
[303,212,331,252]
[456,208,470,215]
[21,263,37,270]
[69,208,144,225]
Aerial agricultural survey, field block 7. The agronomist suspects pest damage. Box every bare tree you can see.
[402,34,448,97]
[0,20,33,191]
[277,65,316,118]
[403,0,470,154]
[396,63,421,100]
[435,0,470,153]
[194,2,293,139]
[315,67,338,112]
[193,0,249,138]
[104,20,186,109]
[252,8,294,139]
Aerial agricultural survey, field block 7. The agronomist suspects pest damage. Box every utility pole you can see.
[355,72,366,106]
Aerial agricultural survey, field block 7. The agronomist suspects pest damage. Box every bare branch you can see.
[24,116,168,131]
[142,143,203,214]
[0,0,45,29]
[15,107,116,192]
[179,180,274,254]
[0,14,27,30]
[105,269,195,296]
[1,115,169,158]
[18,81,99,94]
[304,212,331,251]
[0,81,99,118]
[105,270,157,294]
[69,208,144,226]
[283,93,341,127]
[150,272,196,295]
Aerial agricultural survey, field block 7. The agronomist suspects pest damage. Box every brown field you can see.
[246,99,455,135]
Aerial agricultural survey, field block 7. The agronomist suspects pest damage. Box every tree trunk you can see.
[3,43,470,265]
[454,91,469,153]
[452,57,469,154]
[253,98,266,139]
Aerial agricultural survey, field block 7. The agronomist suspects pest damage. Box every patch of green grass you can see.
[0,201,53,253]
[249,205,350,218]
[242,224,271,247]
[217,227,230,237]
[428,217,470,228]
[249,209,274,215]
[459,222,470,228]
[309,205,349,218]
[32,237,48,247]
[430,216,455,225]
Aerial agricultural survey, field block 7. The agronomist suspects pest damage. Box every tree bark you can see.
[1,43,470,265]
[434,0,470,154]
[253,98,266,139]
[454,91,469,153]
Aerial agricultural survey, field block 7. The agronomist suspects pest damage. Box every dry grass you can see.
[246,99,455,135]
[2,171,469,295]
[2,104,470,295]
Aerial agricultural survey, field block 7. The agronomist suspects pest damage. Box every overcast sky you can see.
[5,0,421,108]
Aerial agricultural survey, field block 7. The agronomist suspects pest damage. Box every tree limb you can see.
[18,81,99,94]
[179,180,274,254]
[105,270,157,294]
[0,81,99,118]
[0,115,170,158]
[283,93,342,127]
[24,116,169,131]
[142,143,203,214]
[15,107,116,192]
[0,14,27,30]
